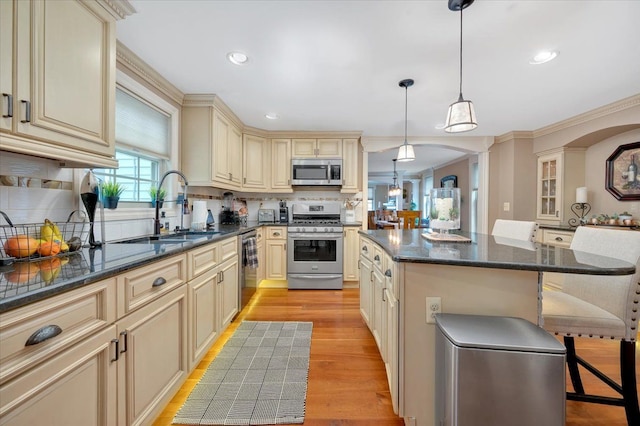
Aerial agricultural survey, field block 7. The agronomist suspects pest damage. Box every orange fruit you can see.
[4,262,40,284]
[3,235,39,258]
[37,240,61,257]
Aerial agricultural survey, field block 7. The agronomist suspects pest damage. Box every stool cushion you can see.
[543,290,626,339]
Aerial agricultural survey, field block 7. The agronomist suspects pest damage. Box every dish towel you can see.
[243,236,258,269]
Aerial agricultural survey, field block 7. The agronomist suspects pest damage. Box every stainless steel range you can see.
[287,203,343,289]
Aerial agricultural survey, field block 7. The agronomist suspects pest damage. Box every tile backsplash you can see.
[0,151,363,244]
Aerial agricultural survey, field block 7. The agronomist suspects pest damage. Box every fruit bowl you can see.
[0,211,88,265]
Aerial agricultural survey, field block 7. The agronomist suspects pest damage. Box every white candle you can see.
[576,187,588,204]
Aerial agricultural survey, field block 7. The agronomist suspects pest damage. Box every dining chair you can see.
[542,226,640,426]
[491,219,539,242]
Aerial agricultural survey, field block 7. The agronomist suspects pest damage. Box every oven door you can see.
[287,232,343,275]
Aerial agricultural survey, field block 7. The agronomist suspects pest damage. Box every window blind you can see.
[115,88,170,159]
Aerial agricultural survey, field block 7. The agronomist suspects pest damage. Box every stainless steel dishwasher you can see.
[238,229,257,311]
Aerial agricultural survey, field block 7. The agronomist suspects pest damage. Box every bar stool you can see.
[542,226,640,426]
[491,219,538,242]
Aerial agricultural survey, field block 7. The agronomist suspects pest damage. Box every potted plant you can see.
[100,181,125,209]
[609,213,619,225]
[149,187,166,208]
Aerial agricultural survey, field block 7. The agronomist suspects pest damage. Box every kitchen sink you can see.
[114,231,222,244]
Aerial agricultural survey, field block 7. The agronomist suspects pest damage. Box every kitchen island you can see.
[358,229,636,426]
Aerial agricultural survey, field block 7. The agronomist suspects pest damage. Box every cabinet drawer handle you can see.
[25,324,62,346]
[274,232,280,236]
[111,339,119,362]
[362,246,368,252]
[2,93,12,118]
[119,331,128,353]
[385,269,392,277]
[374,255,380,262]
[555,237,563,241]
[20,100,31,123]
[152,277,167,287]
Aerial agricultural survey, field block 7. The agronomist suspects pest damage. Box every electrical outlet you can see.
[426,297,441,324]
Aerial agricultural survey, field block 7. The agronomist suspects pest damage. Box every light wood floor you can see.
[154,288,639,426]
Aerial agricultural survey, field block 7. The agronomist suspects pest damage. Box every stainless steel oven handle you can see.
[288,274,343,280]
[288,233,344,239]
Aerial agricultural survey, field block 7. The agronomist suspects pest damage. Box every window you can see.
[367,187,374,211]
[94,150,159,202]
[93,70,179,206]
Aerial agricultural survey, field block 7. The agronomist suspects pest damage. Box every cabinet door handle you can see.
[217,271,222,283]
[111,339,119,362]
[119,331,128,354]
[20,100,31,123]
[370,270,374,282]
[25,324,62,346]
[243,177,246,184]
[152,277,167,287]
[357,259,360,269]
[2,93,12,117]
[382,287,386,302]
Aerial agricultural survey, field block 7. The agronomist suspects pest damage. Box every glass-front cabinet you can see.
[536,148,585,226]
[537,153,560,220]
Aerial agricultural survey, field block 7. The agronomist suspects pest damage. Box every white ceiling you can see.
[116,0,640,176]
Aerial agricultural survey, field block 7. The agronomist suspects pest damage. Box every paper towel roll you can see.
[192,201,207,230]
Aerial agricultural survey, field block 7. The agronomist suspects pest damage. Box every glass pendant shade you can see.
[444,95,477,133]
[397,143,415,162]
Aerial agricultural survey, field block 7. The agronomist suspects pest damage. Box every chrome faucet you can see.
[154,170,189,235]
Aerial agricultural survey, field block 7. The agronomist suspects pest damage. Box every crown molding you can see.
[533,93,640,138]
[116,41,184,106]
[267,131,362,139]
[182,94,244,129]
[98,0,136,20]
[494,131,534,145]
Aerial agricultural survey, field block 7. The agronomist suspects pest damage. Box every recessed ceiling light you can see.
[529,50,558,65]
[227,51,248,65]
[265,113,279,120]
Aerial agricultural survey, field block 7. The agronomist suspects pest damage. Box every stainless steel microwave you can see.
[291,158,342,186]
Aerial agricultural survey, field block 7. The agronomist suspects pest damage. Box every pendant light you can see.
[397,79,415,162]
[389,159,402,196]
[444,0,477,133]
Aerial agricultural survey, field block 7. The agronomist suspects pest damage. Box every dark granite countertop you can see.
[360,229,636,276]
[0,224,263,313]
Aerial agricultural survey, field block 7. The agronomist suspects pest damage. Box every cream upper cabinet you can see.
[271,138,293,191]
[292,138,342,158]
[341,138,360,192]
[182,96,243,189]
[243,133,269,190]
[536,149,585,226]
[1,0,120,168]
[0,0,13,133]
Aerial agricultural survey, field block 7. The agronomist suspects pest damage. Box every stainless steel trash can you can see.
[435,314,566,426]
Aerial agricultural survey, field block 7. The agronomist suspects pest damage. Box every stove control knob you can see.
[324,227,329,232]
[313,227,317,232]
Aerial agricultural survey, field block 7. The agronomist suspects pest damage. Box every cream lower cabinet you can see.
[187,236,238,369]
[266,227,287,280]
[1,0,121,168]
[116,284,188,426]
[0,325,117,425]
[217,256,239,331]
[358,237,399,415]
[343,227,360,281]
[359,237,373,326]
[255,227,266,285]
[187,267,220,370]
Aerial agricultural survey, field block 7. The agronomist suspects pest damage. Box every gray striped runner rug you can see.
[173,321,312,425]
